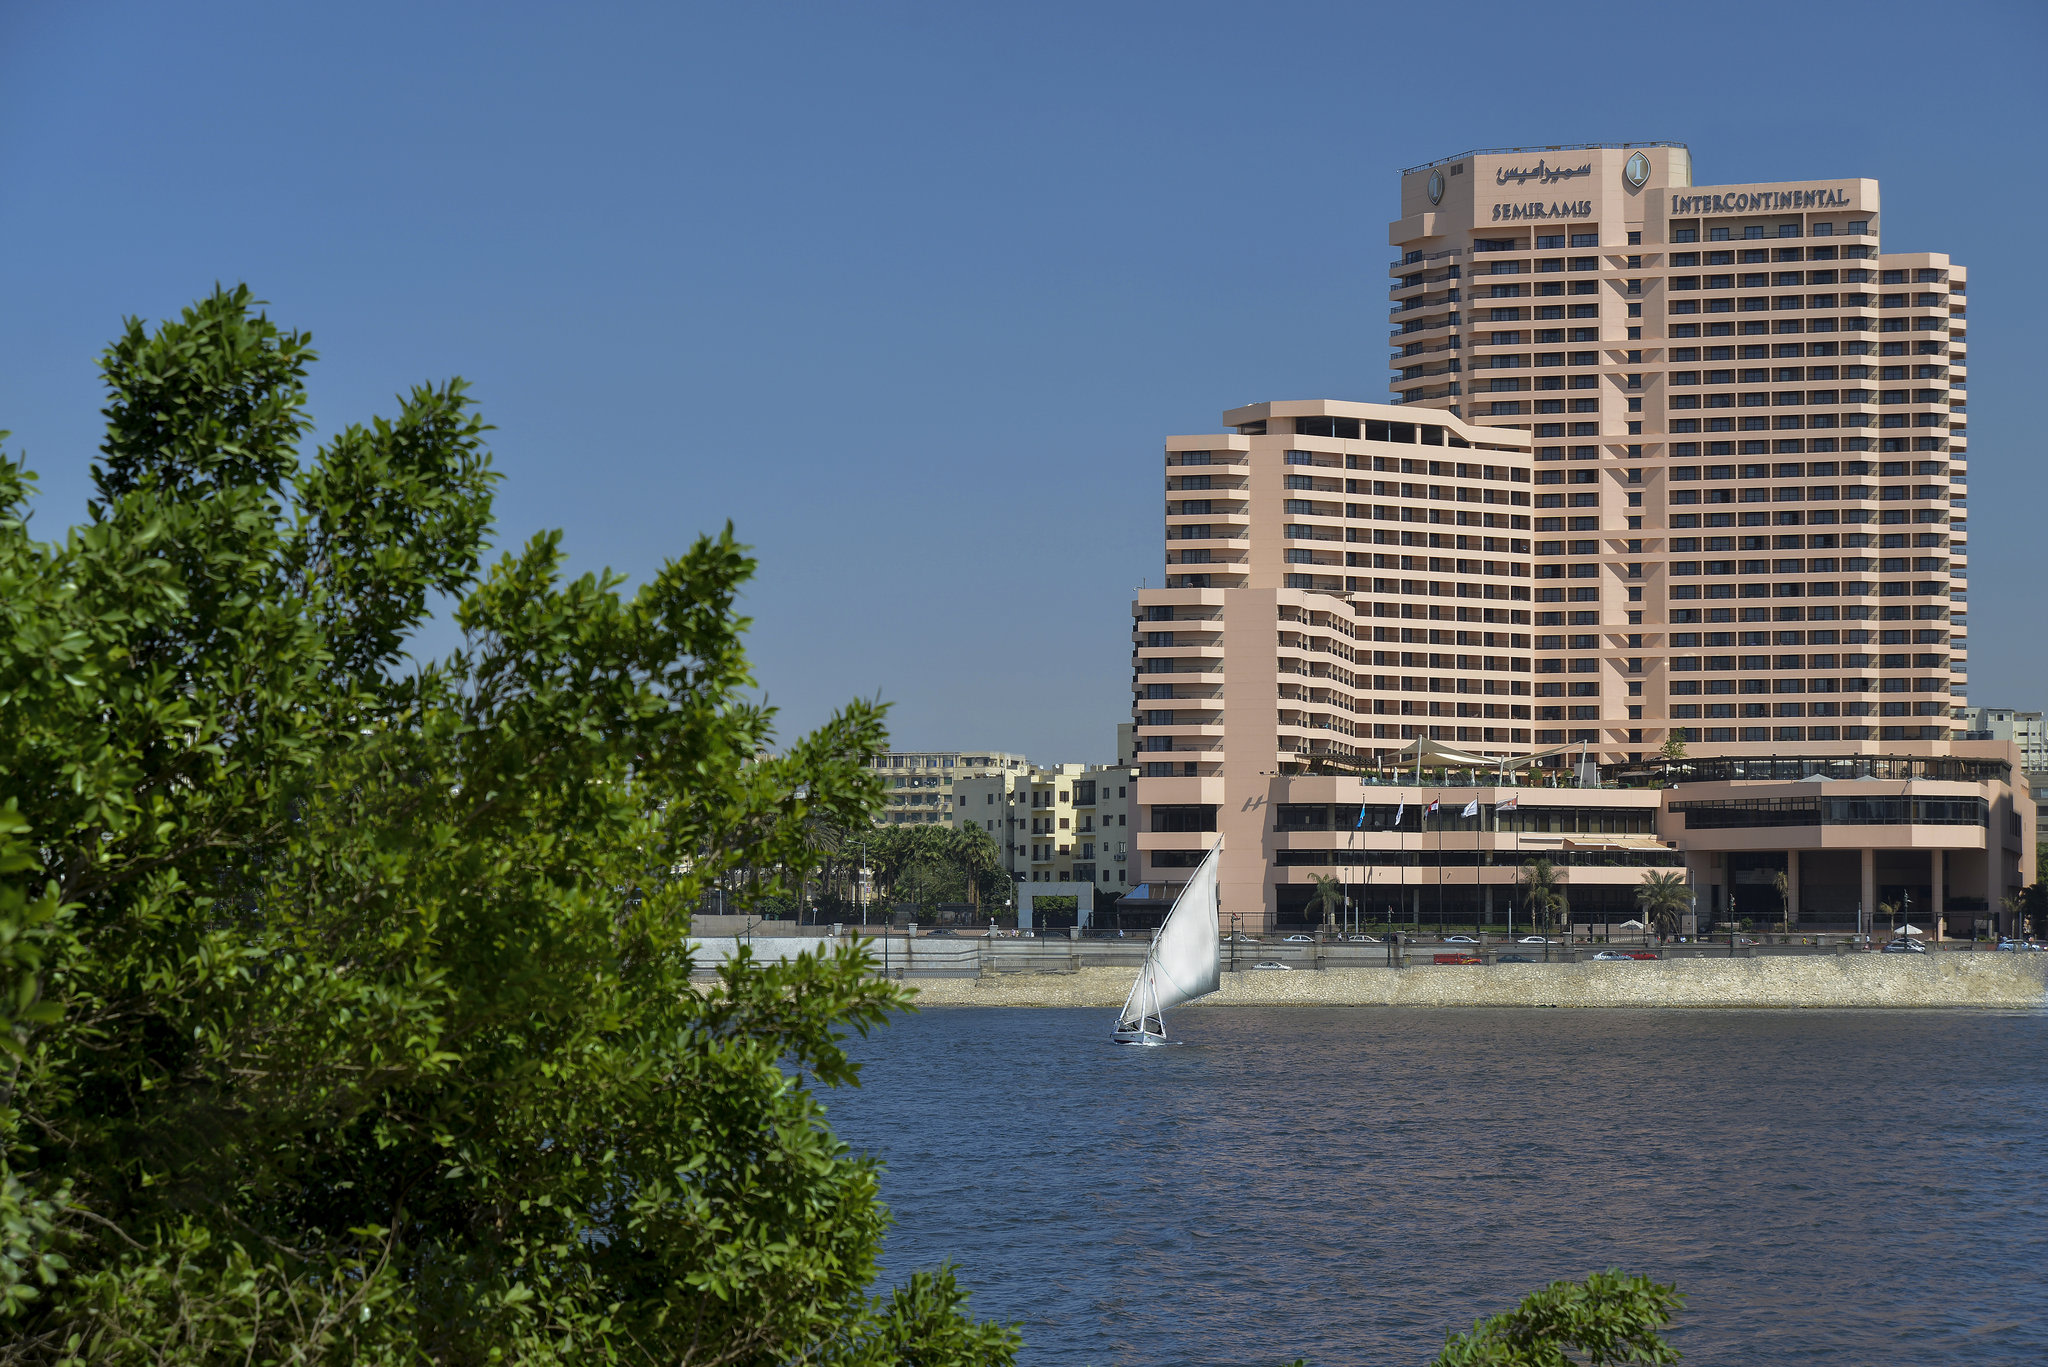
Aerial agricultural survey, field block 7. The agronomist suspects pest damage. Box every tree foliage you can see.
[1304,876,1344,926]
[1633,872,1690,938]
[0,288,1015,1365]
[1521,859,1564,933]
[858,825,1009,920]
[1429,1271,1684,1367]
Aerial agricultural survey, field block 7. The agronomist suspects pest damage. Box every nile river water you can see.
[831,1006,2048,1366]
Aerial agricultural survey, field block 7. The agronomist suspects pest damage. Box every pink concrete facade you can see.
[1388,143,1966,763]
[1126,145,2021,937]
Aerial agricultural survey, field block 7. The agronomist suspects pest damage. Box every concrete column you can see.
[1985,835,2004,938]
[1786,849,1801,926]
[1930,848,1944,940]
[1860,847,1876,936]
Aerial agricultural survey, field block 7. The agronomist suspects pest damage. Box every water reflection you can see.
[833,1007,2048,1366]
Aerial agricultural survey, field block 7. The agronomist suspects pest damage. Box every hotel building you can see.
[1130,397,2028,935]
[1388,143,1967,759]
[1127,139,2027,933]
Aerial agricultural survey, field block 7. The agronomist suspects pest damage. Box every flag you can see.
[1355,802,1367,829]
[1426,799,1440,815]
[1393,801,1405,826]
[1460,799,1479,819]
[1496,795,1518,812]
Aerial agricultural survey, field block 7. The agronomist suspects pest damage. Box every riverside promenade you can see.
[905,956,2048,1010]
[687,931,2048,1009]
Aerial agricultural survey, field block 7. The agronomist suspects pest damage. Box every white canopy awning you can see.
[1380,736,1585,772]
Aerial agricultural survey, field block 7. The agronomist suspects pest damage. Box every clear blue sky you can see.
[4,1,2043,763]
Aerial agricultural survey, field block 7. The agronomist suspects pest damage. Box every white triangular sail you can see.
[1114,840,1222,1041]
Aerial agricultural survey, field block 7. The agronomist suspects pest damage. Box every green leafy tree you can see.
[1771,869,1794,934]
[2023,882,2048,939]
[1522,858,1563,934]
[1304,875,1346,927]
[1635,871,1690,940]
[1429,1271,1684,1366]
[0,288,1016,1365]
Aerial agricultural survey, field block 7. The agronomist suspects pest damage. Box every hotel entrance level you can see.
[1142,752,2030,937]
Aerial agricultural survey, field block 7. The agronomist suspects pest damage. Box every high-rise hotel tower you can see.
[1389,143,1966,759]
[1126,146,2026,933]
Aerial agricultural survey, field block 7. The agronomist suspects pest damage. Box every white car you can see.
[1591,950,1634,961]
[1348,934,1381,943]
[1249,961,1293,971]
[1518,936,1551,944]
[1283,934,1316,943]
[1444,935,1479,944]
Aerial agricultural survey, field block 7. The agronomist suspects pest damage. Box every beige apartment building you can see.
[1957,707,2047,773]
[1129,399,2030,933]
[955,761,1137,892]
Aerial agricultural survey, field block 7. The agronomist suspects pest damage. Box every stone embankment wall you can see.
[905,957,2048,1010]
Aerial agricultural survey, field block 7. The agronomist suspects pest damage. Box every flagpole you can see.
[1435,789,1444,940]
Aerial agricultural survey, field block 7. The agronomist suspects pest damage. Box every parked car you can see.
[1443,935,1479,944]
[1348,934,1381,943]
[1517,936,1550,944]
[1591,950,1634,961]
[1881,938,1927,954]
[1249,961,1292,971]
[1496,954,1535,964]
[1283,934,1316,943]
[1432,953,1483,965]
[1625,951,1660,961]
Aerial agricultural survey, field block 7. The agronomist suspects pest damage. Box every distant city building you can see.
[866,750,1029,825]
[1956,707,2046,772]
[955,758,1137,892]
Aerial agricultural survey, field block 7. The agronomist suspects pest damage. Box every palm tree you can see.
[1772,869,1793,936]
[1522,858,1562,935]
[1304,875,1345,929]
[1635,871,1690,941]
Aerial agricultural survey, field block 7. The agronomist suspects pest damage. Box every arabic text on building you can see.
[1495,160,1591,187]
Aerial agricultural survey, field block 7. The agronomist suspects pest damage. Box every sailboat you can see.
[1112,839,1222,1045]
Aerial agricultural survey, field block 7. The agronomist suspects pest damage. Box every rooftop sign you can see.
[1491,199,1594,222]
[1672,187,1852,215]
[1496,159,1591,186]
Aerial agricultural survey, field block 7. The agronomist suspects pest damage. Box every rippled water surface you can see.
[829,1006,2048,1366]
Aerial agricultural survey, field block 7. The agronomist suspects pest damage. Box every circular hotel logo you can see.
[1624,152,1650,189]
[1427,170,1444,205]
